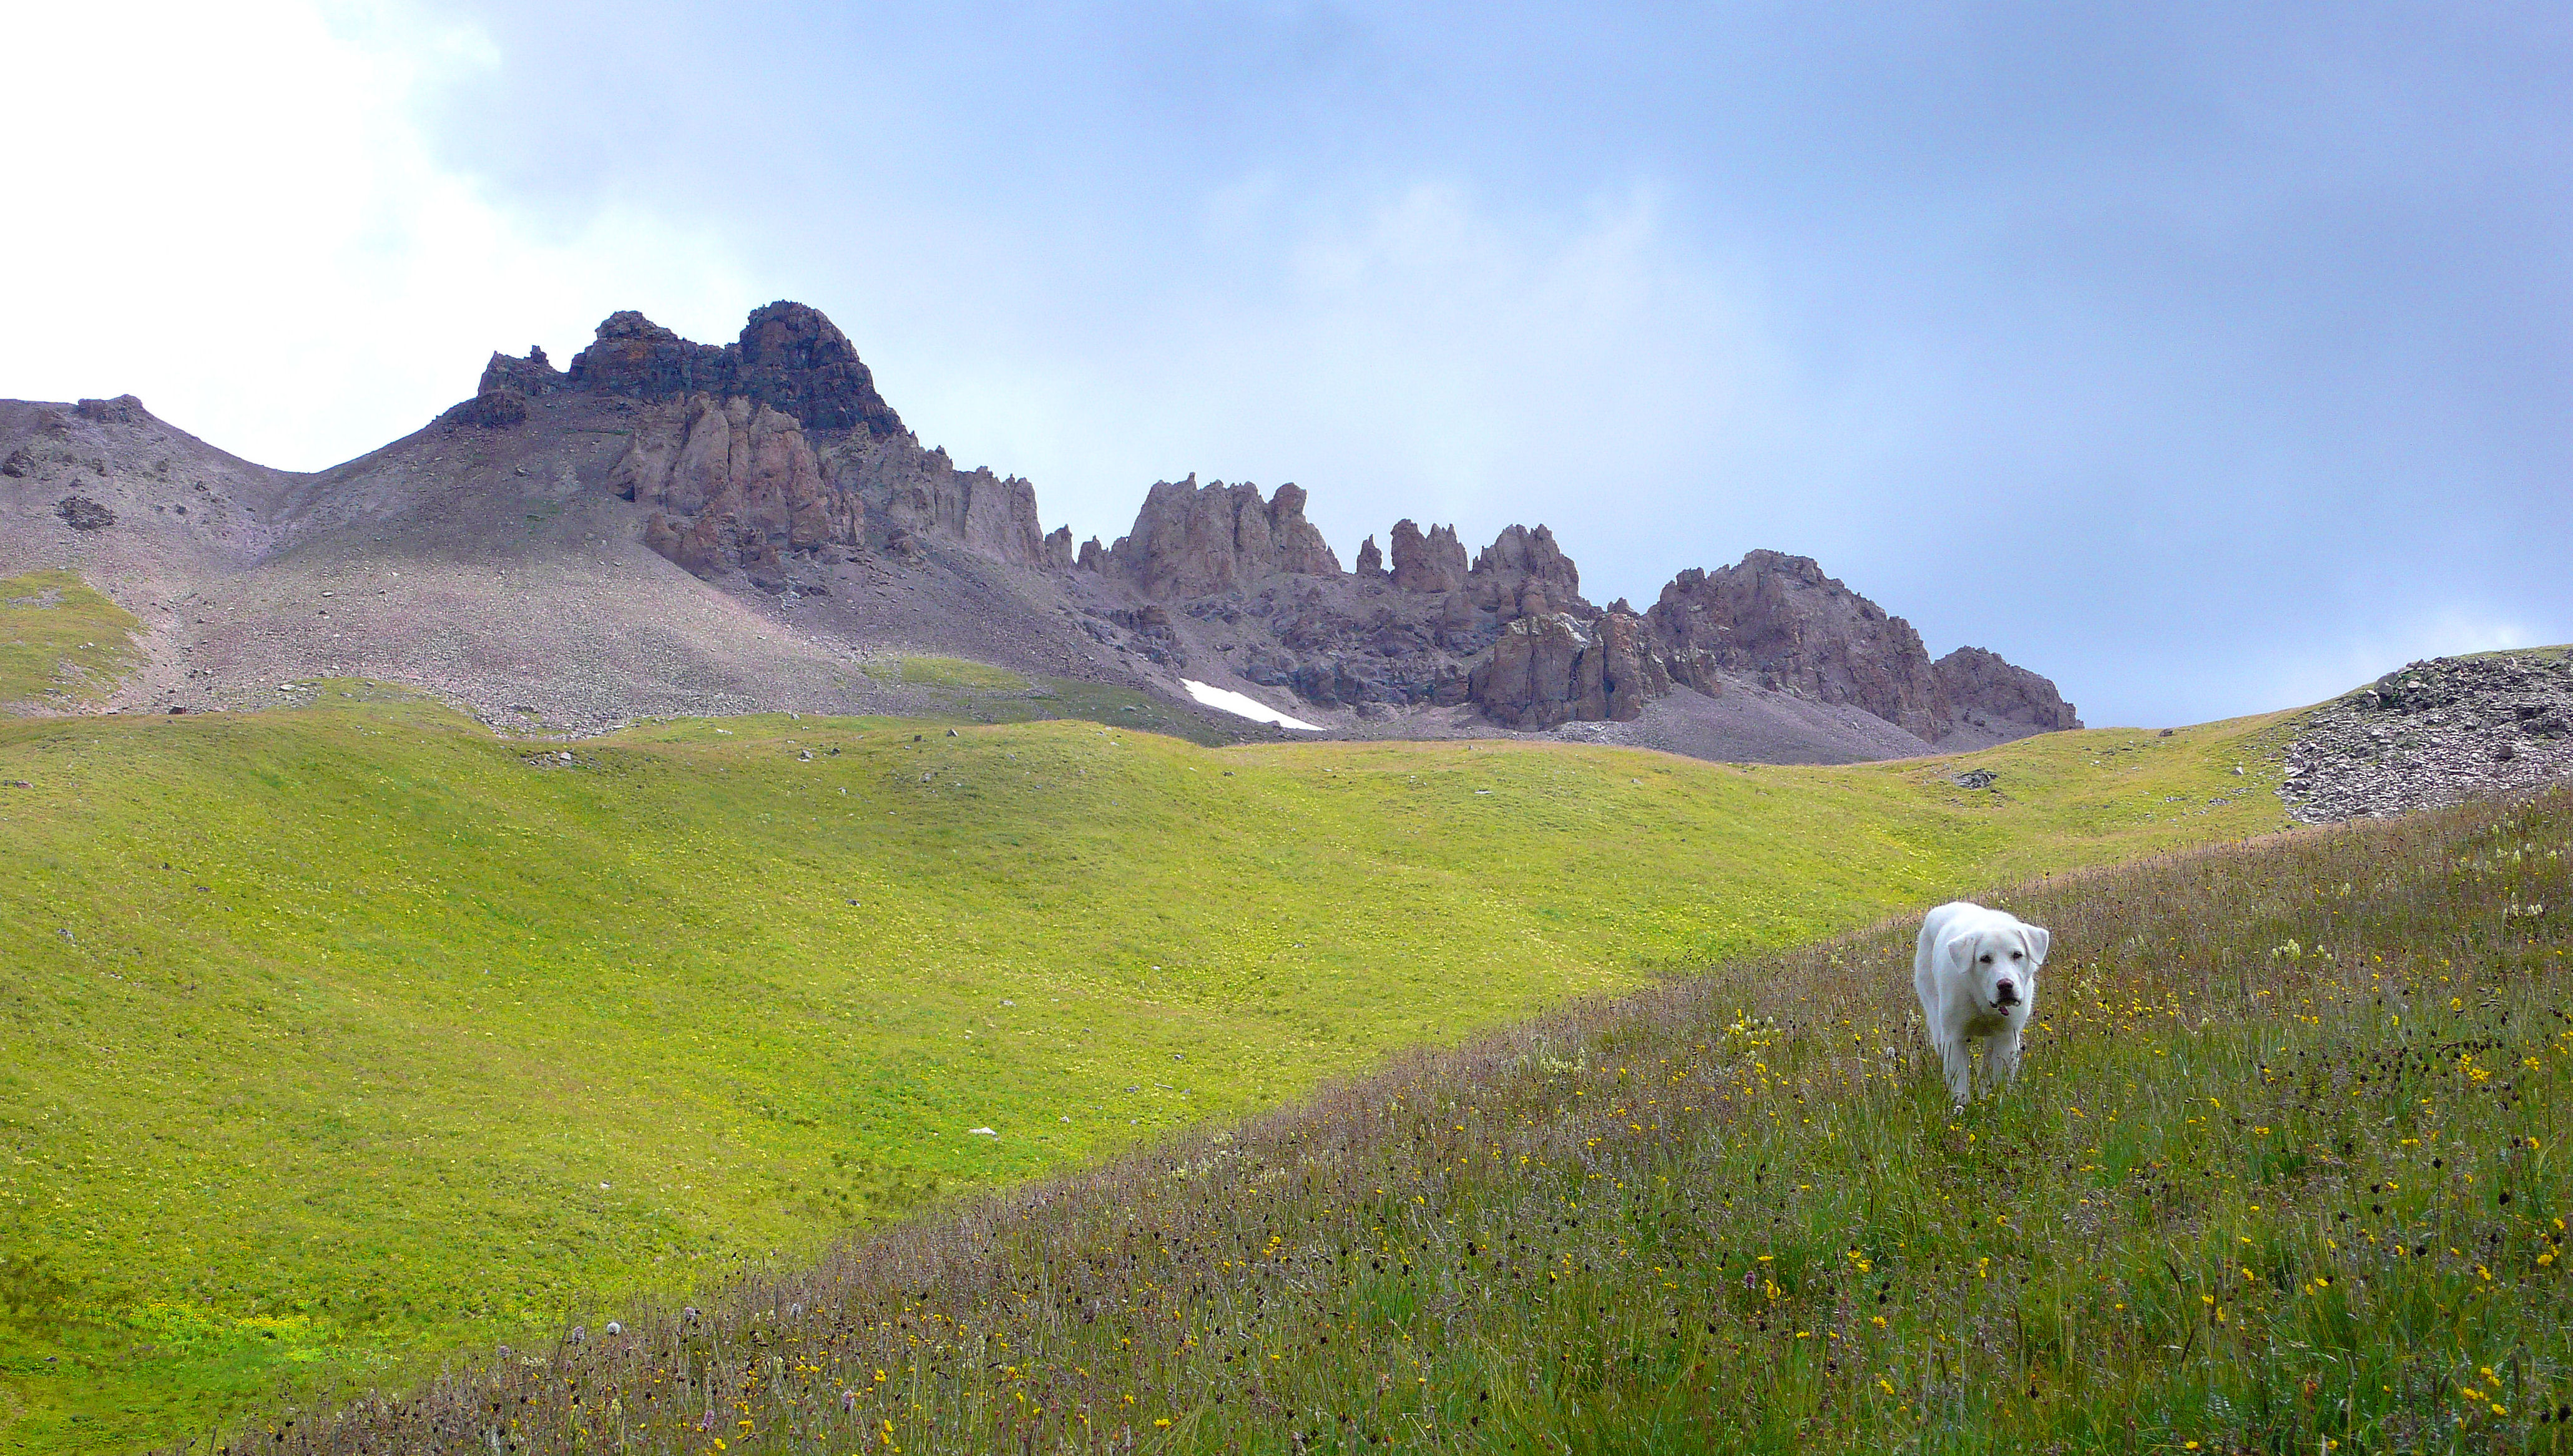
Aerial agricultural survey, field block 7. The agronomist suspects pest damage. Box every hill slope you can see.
[1,698,2280,1451]
[223,778,2573,1456]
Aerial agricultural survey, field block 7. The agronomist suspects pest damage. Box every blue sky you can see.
[4,2,2567,725]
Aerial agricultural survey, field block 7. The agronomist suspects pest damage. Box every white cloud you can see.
[0,0,752,471]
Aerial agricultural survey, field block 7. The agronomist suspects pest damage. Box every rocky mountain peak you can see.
[1634,550,2077,743]
[560,303,906,439]
[1646,550,1948,740]
[1931,645,2080,738]
[731,301,906,436]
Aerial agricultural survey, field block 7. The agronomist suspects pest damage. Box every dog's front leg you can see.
[1989,1028,2023,1090]
[1938,1033,1974,1105]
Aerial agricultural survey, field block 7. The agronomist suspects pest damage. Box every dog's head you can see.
[1949,918,2050,1016]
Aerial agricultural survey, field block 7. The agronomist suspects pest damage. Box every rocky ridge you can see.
[4,299,2080,758]
[2283,650,2573,823]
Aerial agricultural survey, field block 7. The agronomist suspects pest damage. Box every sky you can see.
[3,2,2567,727]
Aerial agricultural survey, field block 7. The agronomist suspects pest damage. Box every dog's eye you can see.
[1979,953,1992,963]
[2011,950,2023,960]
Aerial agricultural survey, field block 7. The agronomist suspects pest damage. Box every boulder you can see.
[55,496,114,530]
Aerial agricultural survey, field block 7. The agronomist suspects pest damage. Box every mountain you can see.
[0,301,2077,759]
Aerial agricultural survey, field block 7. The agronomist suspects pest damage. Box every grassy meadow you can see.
[0,682,2292,1452]
[0,570,142,709]
[228,786,2573,1455]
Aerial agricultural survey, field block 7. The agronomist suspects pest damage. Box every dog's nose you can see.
[1995,980,2019,1004]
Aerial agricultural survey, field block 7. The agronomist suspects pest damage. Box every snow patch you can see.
[1181,680,1323,731]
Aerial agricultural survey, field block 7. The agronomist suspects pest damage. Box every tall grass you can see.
[200,789,2573,1454]
[2,694,2286,1449]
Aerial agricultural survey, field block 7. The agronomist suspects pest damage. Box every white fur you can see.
[1913,901,2051,1104]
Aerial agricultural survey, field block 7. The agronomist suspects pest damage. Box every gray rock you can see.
[2281,651,2573,823]
[55,496,114,530]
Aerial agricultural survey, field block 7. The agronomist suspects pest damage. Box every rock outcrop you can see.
[56,495,115,530]
[477,346,564,398]
[1644,550,1953,741]
[2283,651,2573,823]
[1933,645,2080,737]
[1102,476,1343,599]
[484,305,1064,579]
[1468,608,1669,728]
[564,303,906,437]
[611,395,855,583]
[1389,519,1469,594]
[830,432,1051,567]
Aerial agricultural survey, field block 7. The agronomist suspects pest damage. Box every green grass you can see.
[869,653,1032,691]
[254,784,2573,1456]
[0,695,2288,1450]
[0,570,141,708]
[856,654,1236,744]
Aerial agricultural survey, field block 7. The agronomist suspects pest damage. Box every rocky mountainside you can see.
[1,300,2079,761]
[2283,650,2573,823]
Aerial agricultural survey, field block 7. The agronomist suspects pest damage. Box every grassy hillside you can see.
[239,784,2573,1455]
[0,569,140,708]
[0,691,2286,1451]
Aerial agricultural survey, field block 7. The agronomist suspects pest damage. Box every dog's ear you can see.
[2022,924,2051,966]
[1946,932,1977,978]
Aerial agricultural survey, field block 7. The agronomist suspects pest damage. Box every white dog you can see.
[1913,901,2050,1104]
